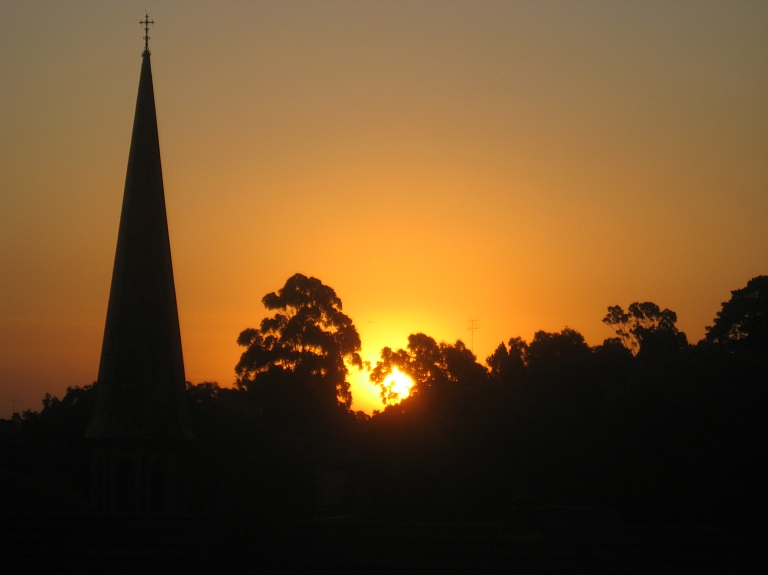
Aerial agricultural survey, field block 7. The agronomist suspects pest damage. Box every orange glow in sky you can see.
[1,2,767,417]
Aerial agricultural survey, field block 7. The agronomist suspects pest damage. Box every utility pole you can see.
[7,399,21,416]
[466,319,480,354]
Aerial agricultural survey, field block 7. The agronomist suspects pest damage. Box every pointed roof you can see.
[87,51,194,440]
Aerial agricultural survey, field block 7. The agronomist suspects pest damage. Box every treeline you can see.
[1,275,766,526]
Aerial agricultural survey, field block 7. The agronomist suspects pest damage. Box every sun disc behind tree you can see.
[381,368,414,404]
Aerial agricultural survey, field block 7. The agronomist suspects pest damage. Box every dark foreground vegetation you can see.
[2,274,767,528]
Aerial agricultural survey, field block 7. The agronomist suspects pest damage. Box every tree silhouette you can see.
[705,275,768,352]
[8,273,768,527]
[486,337,528,385]
[236,273,363,408]
[526,328,591,369]
[370,334,486,404]
[603,302,687,358]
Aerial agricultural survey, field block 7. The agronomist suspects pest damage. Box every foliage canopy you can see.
[370,333,486,404]
[235,273,362,408]
[603,302,687,358]
[706,275,768,352]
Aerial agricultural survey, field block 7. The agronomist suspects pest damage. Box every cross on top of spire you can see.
[140,13,155,55]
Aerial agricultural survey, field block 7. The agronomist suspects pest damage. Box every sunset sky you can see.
[1,1,766,417]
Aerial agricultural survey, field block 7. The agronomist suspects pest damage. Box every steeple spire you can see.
[140,13,154,55]
[87,31,193,514]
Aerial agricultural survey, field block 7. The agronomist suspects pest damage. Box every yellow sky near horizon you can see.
[1,1,767,417]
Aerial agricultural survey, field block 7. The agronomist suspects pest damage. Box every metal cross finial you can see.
[140,13,155,55]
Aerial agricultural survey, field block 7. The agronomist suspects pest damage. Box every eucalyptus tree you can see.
[706,275,768,352]
[236,273,363,410]
[603,302,687,358]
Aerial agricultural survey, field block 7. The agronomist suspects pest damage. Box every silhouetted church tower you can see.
[87,17,194,514]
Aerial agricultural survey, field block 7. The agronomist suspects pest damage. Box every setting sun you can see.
[381,368,414,404]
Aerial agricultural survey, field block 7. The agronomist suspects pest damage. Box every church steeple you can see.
[88,23,193,514]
